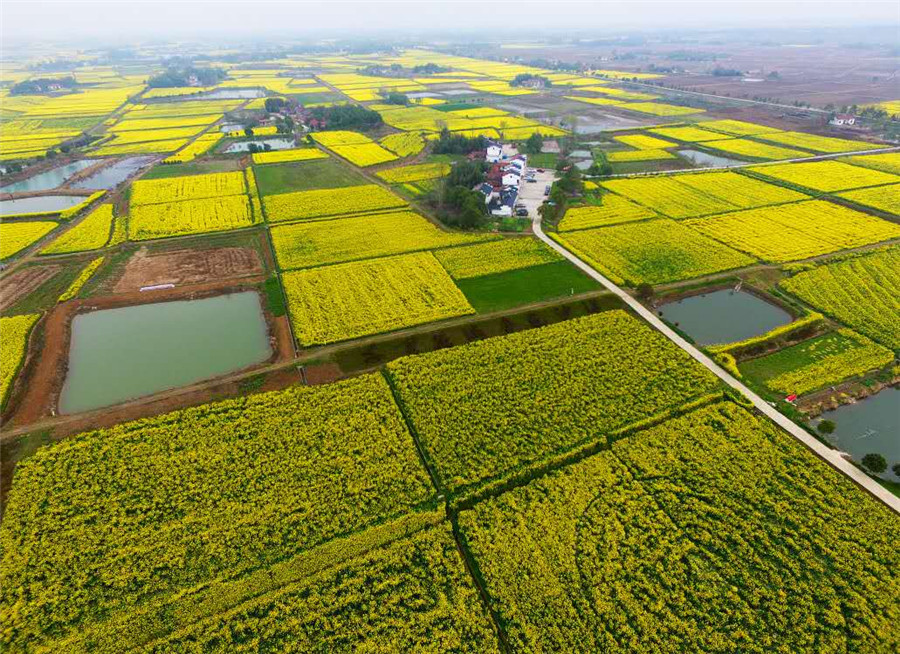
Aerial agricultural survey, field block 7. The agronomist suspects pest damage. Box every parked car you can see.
[516,208,529,217]
[544,185,551,194]
[526,178,538,183]
[537,168,545,173]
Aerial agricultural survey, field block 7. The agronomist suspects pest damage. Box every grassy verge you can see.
[253,159,367,195]
[262,276,286,317]
[456,261,601,313]
[140,159,241,180]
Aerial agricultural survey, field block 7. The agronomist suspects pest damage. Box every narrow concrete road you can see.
[532,215,900,514]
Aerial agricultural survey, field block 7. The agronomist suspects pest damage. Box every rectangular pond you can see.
[1,160,98,194]
[199,89,265,99]
[59,291,272,414]
[658,288,793,345]
[224,137,295,153]
[814,387,899,482]
[0,194,87,217]
[69,156,154,190]
[677,149,744,168]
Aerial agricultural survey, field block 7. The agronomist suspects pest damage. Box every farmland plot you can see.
[750,160,900,192]
[740,329,893,395]
[263,184,407,222]
[282,251,473,345]
[386,310,722,500]
[0,374,435,652]
[558,195,657,231]
[144,523,500,653]
[459,401,899,653]
[129,171,247,205]
[270,210,493,269]
[779,247,900,348]
[129,196,254,240]
[684,200,900,262]
[601,171,806,219]
[1,222,58,259]
[557,218,755,285]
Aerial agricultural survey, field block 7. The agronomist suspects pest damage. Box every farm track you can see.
[532,213,900,514]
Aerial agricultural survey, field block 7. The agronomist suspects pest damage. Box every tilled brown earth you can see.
[113,246,264,293]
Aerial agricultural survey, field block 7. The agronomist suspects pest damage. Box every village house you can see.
[829,113,856,127]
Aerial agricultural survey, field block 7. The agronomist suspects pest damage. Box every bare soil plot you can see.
[0,266,60,312]
[112,246,263,292]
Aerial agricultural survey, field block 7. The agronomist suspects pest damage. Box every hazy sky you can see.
[2,0,899,42]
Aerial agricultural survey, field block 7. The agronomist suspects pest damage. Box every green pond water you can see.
[0,194,86,216]
[59,292,271,414]
[1,160,97,193]
[815,387,900,482]
[658,289,792,345]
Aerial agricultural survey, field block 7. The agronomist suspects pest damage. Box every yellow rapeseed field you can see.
[330,142,398,167]
[702,139,809,161]
[684,200,900,262]
[622,102,704,116]
[130,171,247,205]
[843,152,900,175]
[558,195,657,231]
[1,314,40,406]
[1,221,57,259]
[129,196,254,240]
[281,251,474,345]
[698,120,782,136]
[251,148,328,165]
[613,134,677,150]
[434,238,563,279]
[271,210,492,269]
[263,185,407,222]
[647,126,722,142]
[837,183,900,215]
[556,218,755,285]
[750,160,900,192]
[607,149,676,162]
[41,205,114,254]
[756,131,879,154]
[379,132,426,157]
[601,171,807,219]
[376,163,450,184]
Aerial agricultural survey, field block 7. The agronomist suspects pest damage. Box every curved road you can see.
[532,216,900,514]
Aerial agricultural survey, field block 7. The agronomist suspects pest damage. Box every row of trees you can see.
[147,66,227,88]
[428,160,489,229]
[10,76,76,95]
[308,104,383,129]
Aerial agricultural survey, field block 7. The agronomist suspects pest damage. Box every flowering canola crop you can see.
[282,251,474,345]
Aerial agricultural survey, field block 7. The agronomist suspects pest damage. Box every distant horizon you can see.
[2,1,899,44]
